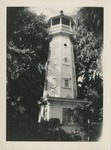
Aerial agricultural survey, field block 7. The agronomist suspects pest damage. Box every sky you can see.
[29,7,80,20]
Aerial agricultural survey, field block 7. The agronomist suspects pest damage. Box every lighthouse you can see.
[38,11,83,124]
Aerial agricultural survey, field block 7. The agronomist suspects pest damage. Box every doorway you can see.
[62,108,72,125]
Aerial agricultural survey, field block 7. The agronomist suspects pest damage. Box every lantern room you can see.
[49,10,74,35]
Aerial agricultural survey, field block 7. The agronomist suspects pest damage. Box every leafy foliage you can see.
[7,7,49,125]
[72,7,103,121]
[76,7,103,35]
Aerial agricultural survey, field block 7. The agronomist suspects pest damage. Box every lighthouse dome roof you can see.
[48,10,75,25]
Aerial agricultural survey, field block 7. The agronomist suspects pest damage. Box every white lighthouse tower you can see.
[39,11,83,124]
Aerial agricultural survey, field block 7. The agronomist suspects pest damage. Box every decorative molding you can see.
[51,78,57,89]
[52,58,58,66]
[62,86,72,89]
[65,95,71,99]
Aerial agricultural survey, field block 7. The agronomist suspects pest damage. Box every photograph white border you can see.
[0,0,111,150]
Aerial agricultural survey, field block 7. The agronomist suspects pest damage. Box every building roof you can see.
[48,10,75,25]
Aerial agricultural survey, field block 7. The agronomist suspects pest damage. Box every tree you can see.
[7,7,49,139]
[72,7,103,122]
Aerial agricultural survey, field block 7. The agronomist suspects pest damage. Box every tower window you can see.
[64,57,68,63]
[62,78,71,88]
[65,79,69,87]
[62,17,70,26]
[52,17,60,25]
[64,43,67,46]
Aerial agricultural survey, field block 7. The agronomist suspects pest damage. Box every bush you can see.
[38,118,60,132]
[49,118,60,127]
[68,129,82,141]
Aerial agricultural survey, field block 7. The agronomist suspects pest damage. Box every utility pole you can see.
[87,119,90,141]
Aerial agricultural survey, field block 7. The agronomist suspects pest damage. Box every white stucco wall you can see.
[45,33,77,99]
[49,100,82,124]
